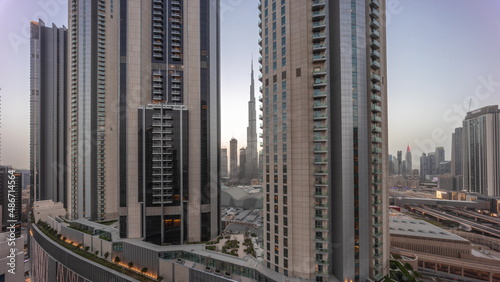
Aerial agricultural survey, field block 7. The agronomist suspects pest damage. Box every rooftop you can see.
[389,214,469,242]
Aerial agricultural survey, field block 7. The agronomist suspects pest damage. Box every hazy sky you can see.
[1,0,500,169]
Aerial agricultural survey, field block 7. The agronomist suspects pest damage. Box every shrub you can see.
[206,245,216,251]
[128,261,134,268]
[114,256,121,263]
[84,246,90,252]
[141,267,148,273]
[104,252,110,259]
[95,251,99,256]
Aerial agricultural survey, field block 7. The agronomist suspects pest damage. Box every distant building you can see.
[388,154,395,175]
[405,145,412,176]
[245,62,258,181]
[451,127,463,176]
[451,127,463,191]
[397,150,402,175]
[439,161,451,175]
[239,147,247,180]
[221,148,228,178]
[435,147,445,168]
[438,174,454,191]
[230,138,238,180]
[420,153,437,180]
[463,105,500,196]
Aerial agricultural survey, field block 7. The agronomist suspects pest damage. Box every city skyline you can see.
[1,0,500,170]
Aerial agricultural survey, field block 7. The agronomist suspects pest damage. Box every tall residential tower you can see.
[258,0,389,281]
[463,105,500,196]
[68,0,220,243]
[30,20,67,205]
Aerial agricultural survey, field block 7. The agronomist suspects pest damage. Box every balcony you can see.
[372,136,382,143]
[313,102,327,109]
[372,125,382,133]
[313,55,327,63]
[313,113,327,120]
[371,94,381,103]
[371,60,381,70]
[312,0,326,9]
[370,0,380,9]
[314,158,328,164]
[372,115,382,123]
[371,40,380,49]
[371,73,381,83]
[370,8,380,19]
[312,21,326,31]
[370,19,380,29]
[371,105,381,112]
[312,10,326,19]
[312,32,326,41]
[313,43,327,51]
[314,125,327,131]
[313,69,327,77]
[313,79,327,87]
[371,50,381,60]
[313,90,327,98]
[372,146,382,153]
[371,84,381,93]
[370,29,380,39]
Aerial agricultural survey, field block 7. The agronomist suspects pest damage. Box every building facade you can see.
[463,105,500,196]
[451,127,463,190]
[30,20,67,205]
[68,0,220,242]
[67,0,120,221]
[258,0,389,281]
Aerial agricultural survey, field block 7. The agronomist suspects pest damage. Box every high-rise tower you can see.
[463,105,500,196]
[246,62,259,180]
[68,0,221,243]
[67,0,120,221]
[405,145,412,176]
[258,0,389,281]
[30,20,67,205]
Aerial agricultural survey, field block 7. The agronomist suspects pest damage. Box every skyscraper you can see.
[68,0,220,242]
[405,145,412,176]
[30,20,67,205]
[435,147,445,168]
[259,0,388,281]
[221,148,228,178]
[246,62,259,180]
[239,147,247,180]
[396,150,402,175]
[451,127,463,176]
[230,138,238,179]
[463,105,500,196]
[67,0,120,221]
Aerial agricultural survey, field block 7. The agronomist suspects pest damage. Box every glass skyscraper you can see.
[258,0,389,281]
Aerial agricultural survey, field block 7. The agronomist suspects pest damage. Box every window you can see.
[283,206,288,215]
[284,227,288,236]
[282,57,286,66]
[274,184,278,193]
[296,68,301,77]
[283,196,288,205]
[283,185,288,194]
[284,217,288,226]
[283,175,287,184]
[283,154,287,163]
[282,80,286,89]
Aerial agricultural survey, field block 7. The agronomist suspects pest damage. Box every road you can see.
[407,205,500,239]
